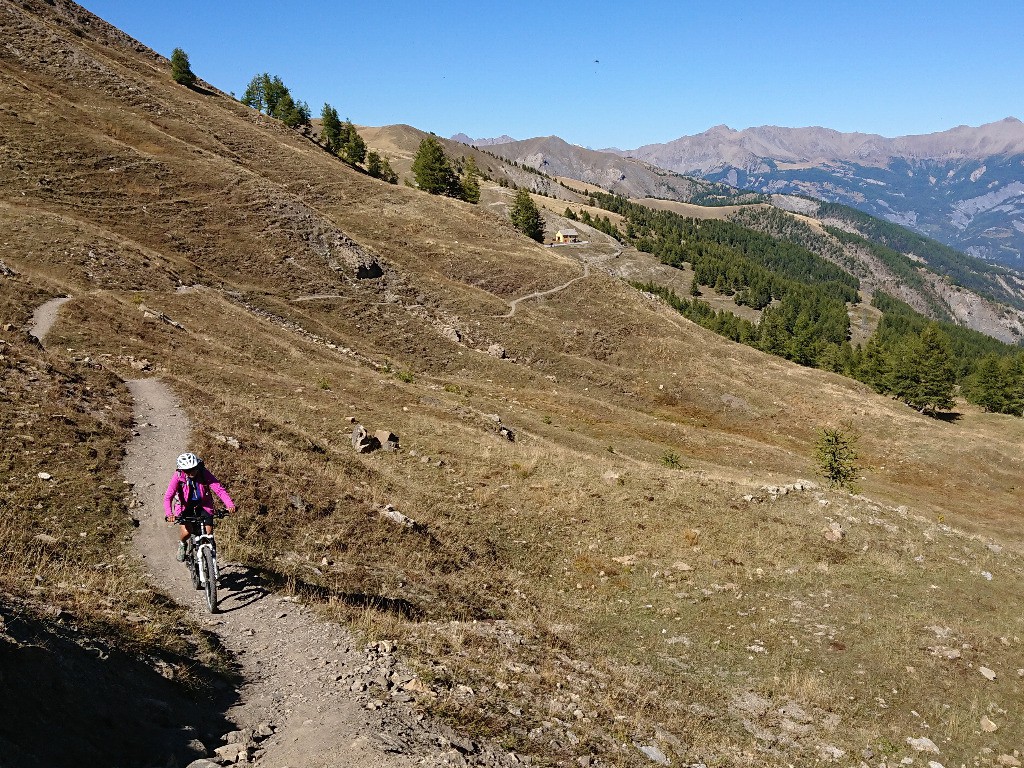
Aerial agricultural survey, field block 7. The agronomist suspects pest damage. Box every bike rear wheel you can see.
[202,547,218,613]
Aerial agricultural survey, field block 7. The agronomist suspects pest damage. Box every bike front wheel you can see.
[189,545,202,590]
[202,547,218,613]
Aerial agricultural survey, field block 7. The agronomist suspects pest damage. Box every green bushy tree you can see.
[510,189,544,241]
[320,104,342,153]
[241,73,309,128]
[460,155,481,204]
[170,48,195,87]
[815,426,859,490]
[366,151,398,184]
[341,120,366,165]
[412,136,460,197]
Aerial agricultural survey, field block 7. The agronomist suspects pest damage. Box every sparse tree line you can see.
[636,279,1024,418]
[237,72,396,183]
[612,186,1024,418]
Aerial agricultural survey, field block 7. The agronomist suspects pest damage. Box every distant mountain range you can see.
[457,119,1024,268]
[450,133,518,147]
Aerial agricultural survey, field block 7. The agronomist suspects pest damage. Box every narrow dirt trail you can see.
[496,261,591,318]
[28,295,72,343]
[122,378,451,767]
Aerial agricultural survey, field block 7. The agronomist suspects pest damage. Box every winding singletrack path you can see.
[495,261,591,318]
[122,379,434,767]
[28,295,72,344]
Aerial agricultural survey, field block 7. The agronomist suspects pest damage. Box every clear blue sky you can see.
[81,0,1023,149]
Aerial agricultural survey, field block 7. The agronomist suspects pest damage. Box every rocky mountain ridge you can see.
[617,119,1024,267]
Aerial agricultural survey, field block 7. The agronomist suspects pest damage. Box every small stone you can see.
[981,715,999,732]
[818,744,846,760]
[979,666,997,680]
[37,472,52,481]
[823,522,845,542]
[907,736,940,753]
[635,743,670,765]
[213,743,246,761]
[997,755,1022,767]
[254,723,274,739]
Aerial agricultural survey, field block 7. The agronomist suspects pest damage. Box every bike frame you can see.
[179,510,219,587]
[192,529,218,585]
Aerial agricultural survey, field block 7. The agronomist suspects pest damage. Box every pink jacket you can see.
[163,467,235,519]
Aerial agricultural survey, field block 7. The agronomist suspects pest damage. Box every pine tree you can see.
[341,120,366,165]
[815,427,860,490]
[366,152,398,184]
[460,156,481,204]
[320,104,342,154]
[966,354,1008,413]
[170,48,196,87]
[263,75,289,118]
[241,73,267,112]
[412,136,459,196]
[910,324,956,414]
[509,189,544,241]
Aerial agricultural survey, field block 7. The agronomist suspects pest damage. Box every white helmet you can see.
[176,452,201,470]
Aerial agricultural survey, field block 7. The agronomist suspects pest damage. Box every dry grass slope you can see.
[2,2,1023,766]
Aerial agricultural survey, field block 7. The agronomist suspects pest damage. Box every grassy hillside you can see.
[2,2,1024,766]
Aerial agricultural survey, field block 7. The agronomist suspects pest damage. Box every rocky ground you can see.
[123,377,523,768]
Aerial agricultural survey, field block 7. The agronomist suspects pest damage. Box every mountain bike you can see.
[178,508,225,613]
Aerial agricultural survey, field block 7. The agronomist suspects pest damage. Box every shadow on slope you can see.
[0,602,236,768]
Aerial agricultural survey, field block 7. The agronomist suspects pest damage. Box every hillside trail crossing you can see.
[123,379,457,767]
[31,298,473,767]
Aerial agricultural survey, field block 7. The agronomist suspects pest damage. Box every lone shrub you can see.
[660,450,682,469]
[170,48,196,87]
[815,426,859,490]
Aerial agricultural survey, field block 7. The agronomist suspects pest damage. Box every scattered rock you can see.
[37,472,52,481]
[33,533,58,545]
[979,666,997,680]
[213,433,241,449]
[374,429,399,452]
[997,755,1022,767]
[351,425,380,453]
[379,504,416,528]
[487,343,506,359]
[731,691,772,718]
[634,743,670,765]
[817,744,846,760]
[907,736,940,753]
[823,521,845,542]
[980,715,999,732]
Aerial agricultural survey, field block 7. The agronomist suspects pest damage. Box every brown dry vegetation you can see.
[2,2,1024,766]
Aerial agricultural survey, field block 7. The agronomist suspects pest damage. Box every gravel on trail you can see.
[123,378,516,767]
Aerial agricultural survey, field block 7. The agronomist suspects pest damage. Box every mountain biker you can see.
[163,452,235,561]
